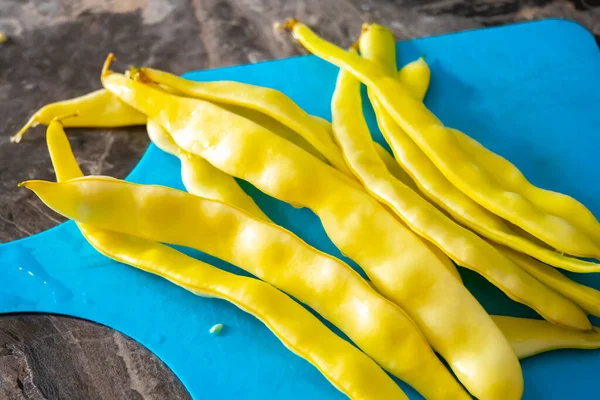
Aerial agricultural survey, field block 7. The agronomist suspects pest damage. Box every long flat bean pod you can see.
[91,232,410,400]
[43,121,408,400]
[134,67,351,176]
[101,63,521,400]
[311,115,461,281]
[312,113,422,194]
[284,19,600,259]
[330,53,590,330]
[146,119,272,219]
[453,129,600,248]
[493,316,600,359]
[500,247,600,318]
[136,69,366,191]
[12,89,146,143]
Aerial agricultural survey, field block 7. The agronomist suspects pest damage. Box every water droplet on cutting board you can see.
[80,291,94,305]
[3,244,73,304]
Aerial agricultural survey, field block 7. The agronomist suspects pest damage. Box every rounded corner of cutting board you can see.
[533,18,598,45]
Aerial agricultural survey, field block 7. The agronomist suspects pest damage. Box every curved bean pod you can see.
[358,23,430,100]
[453,129,600,248]
[134,67,352,176]
[91,232,410,400]
[89,232,410,400]
[357,23,397,75]
[331,54,590,330]
[312,113,422,194]
[12,89,146,143]
[397,57,430,101]
[146,120,271,219]
[312,115,461,281]
[284,19,600,258]
[493,316,600,359]
[355,22,600,271]
[500,247,600,318]
[373,142,420,193]
[101,65,519,400]
[43,122,408,400]
[138,71,363,191]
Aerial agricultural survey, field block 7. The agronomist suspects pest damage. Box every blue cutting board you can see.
[1,19,599,399]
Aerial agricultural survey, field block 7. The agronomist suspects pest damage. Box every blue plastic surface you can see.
[1,19,599,399]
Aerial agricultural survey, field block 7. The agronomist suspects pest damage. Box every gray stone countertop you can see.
[1,1,598,399]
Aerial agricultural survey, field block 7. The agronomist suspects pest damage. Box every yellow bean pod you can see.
[314,113,421,194]
[138,68,363,192]
[134,67,352,176]
[149,118,465,288]
[357,23,397,76]
[373,143,420,192]
[101,65,520,400]
[397,57,430,101]
[356,22,600,271]
[500,247,600,318]
[454,129,600,248]
[12,89,146,143]
[90,232,411,400]
[146,120,271,220]
[91,232,411,400]
[309,113,462,282]
[228,105,330,164]
[44,122,408,400]
[493,316,600,359]
[284,19,600,258]
[358,24,430,100]
[331,55,590,330]
[24,176,469,400]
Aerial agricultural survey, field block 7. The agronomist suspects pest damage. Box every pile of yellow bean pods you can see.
[13,20,600,399]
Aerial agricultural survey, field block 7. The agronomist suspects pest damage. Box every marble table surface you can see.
[1,0,599,398]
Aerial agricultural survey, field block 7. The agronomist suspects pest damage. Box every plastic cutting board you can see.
[1,19,599,399]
